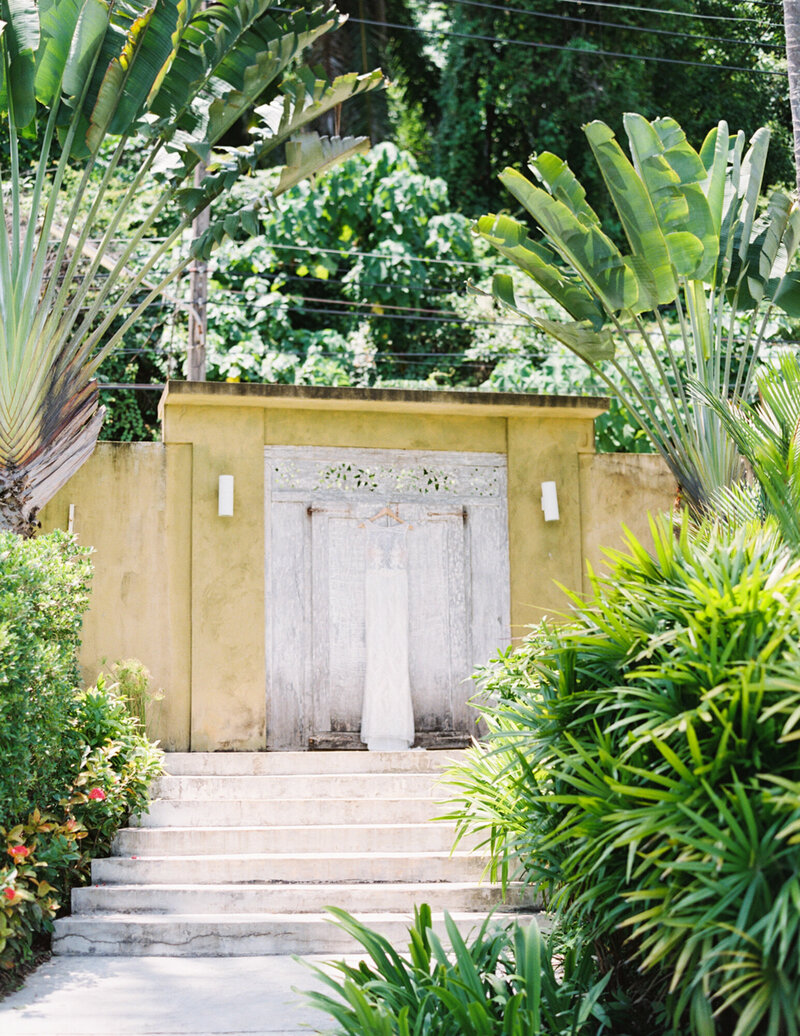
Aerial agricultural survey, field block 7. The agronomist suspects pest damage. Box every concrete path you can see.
[0,954,349,1036]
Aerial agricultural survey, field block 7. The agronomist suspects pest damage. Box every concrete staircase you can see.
[53,751,539,956]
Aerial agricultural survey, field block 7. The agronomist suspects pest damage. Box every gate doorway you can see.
[264,446,511,749]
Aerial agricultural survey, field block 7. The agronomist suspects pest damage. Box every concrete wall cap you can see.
[158,381,610,419]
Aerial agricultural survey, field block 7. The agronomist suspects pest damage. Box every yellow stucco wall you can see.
[41,384,676,750]
[579,452,676,592]
[39,442,192,750]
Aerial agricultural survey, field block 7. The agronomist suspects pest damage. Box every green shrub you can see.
[446,518,800,1035]
[0,530,162,971]
[68,676,163,858]
[0,531,91,826]
[303,906,617,1036]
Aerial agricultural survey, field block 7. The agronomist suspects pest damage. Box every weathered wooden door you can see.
[264,446,510,749]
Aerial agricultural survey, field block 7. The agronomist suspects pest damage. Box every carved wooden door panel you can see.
[265,447,510,749]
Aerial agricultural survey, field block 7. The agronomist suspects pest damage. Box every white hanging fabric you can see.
[360,522,415,751]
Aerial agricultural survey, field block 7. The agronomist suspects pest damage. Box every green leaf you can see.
[736,127,771,265]
[87,0,186,150]
[664,230,705,277]
[498,166,638,313]
[770,272,800,318]
[473,213,605,328]
[0,0,40,126]
[528,150,600,226]
[584,119,677,306]
[731,191,800,309]
[276,132,370,196]
[61,0,107,99]
[699,120,730,233]
[624,114,719,280]
[34,0,81,105]
[535,317,615,362]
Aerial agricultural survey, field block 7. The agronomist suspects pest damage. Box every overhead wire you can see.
[463,0,778,23]
[345,14,788,76]
[78,238,492,270]
[438,0,784,49]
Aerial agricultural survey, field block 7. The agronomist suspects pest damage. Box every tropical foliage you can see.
[0,0,382,534]
[474,115,800,517]
[195,142,478,385]
[697,349,800,551]
[303,906,620,1036]
[102,141,654,455]
[434,0,791,219]
[445,517,800,1036]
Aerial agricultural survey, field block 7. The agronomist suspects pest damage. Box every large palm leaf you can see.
[0,0,383,535]
[473,115,800,519]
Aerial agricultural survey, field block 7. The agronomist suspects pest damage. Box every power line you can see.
[440,0,784,49]
[712,0,784,7]
[75,237,487,271]
[109,297,533,329]
[221,272,461,295]
[489,0,775,23]
[282,293,463,316]
[346,14,788,76]
[211,241,489,268]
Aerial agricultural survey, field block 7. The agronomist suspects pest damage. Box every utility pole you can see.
[186,166,209,381]
[187,0,210,381]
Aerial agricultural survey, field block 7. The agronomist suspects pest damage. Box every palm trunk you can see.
[784,0,800,196]
[0,467,39,537]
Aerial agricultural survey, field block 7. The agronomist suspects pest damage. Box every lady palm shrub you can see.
[446,518,800,1036]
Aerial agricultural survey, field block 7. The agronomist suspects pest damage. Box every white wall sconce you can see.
[218,475,234,517]
[541,481,559,522]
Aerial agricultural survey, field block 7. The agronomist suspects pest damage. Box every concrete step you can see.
[164,750,465,776]
[72,881,533,916]
[91,850,491,886]
[113,823,468,857]
[153,772,446,801]
[52,910,544,957]
[56,752,510,959]
[133,796,449,828]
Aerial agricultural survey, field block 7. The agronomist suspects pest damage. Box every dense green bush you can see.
[304,906,617,1036]
[201,142,478,386]
[446,518,800,1035]
[0,531,91,825]
[0,533,163,972]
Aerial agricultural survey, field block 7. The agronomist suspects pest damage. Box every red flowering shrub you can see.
[0,811,85,969]
[67,678,162,858]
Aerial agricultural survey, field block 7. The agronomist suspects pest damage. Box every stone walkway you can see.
[0,954,348,1036]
